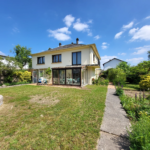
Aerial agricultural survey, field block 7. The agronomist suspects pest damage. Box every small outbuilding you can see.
[103,58,127,71]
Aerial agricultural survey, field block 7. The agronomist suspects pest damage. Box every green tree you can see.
[108,68,126,85]
[48,48,51,50]
[0,56,21,83]
[116,62,130,73]
[148,51,150,60]
[14,45,31,69]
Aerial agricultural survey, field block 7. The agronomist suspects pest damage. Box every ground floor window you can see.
[52,68,81,86]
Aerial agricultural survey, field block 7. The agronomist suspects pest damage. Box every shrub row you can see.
[120,94,150,150]
[92,77,109,85]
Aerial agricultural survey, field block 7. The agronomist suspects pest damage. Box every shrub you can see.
[13,71,31,83]
[139,75,150,90]
[108,68,126,85]
[116,87,124,96]
[92,78,109,86]
[128,115,150,150]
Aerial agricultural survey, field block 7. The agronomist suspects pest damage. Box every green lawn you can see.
[0,85,107,150]
[123,83,140,91]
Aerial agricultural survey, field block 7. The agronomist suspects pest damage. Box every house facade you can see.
[31,38,101,87]
[103,58,126,71]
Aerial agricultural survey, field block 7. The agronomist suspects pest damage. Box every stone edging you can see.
[0,95,3,106]
[0,84,29,88]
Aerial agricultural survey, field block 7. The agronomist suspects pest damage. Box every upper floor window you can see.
[72,52,81,65]
[52,54,61,63]
[37,56,45,64]
[93,54,95,62]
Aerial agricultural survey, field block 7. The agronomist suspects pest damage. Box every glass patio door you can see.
[72,69,81,85]
[66,69,72,85]
[59,70,65,85]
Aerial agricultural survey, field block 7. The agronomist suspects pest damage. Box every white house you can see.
[103,58,126,71]
[0,54,29,69]
[31,38,101,87]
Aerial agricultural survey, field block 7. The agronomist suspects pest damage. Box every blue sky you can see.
[0,0,150,68]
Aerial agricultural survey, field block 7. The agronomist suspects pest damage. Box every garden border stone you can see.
[0,84,29,88]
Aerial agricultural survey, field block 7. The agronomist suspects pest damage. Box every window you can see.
[93,54,95,62]
[37,56,45,64]
[52,54,61,63]
[72,52,81,65]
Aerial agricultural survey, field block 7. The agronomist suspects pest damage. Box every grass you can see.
[0,85,107,150]
[123,83,140,91]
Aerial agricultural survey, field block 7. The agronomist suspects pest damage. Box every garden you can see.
[100,60,150,150]
[0,85,107,149]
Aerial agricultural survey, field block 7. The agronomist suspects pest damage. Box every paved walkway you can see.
[97,85,130,150]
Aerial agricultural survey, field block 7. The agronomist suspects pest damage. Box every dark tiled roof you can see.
[103,58,127,66]
[43,44,85,52]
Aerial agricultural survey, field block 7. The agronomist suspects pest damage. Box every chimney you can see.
[59,43,61,47]
[76,38,79,44]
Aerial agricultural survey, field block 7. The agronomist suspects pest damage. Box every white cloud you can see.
[101,42,109,49]
[0,51,5,56]
[129,28,139,35]
[126,57,143,64]
[114,21,134,39]
[88,20,93,23]
[63,14,75,27]
[73,19,89,31]
[79,41,84,44]
[47,27,71,41]
[118,53,126,55]
[73,18,92,36]
[114,31,123,39]
[130,25,150,41]
[122,21,134,30]
[94,35,100,40]
[86,29,92,36]
[101,55,117,68]
[145,16,150,20]
[12,27,19,33]
[132,45,150,55]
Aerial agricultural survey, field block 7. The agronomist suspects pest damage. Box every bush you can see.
[108,68,126,85]
[128,115,150,150]
[139,75,150,90]
[116,87,124,96]
[13,71,31,82]
[92,78,109,86]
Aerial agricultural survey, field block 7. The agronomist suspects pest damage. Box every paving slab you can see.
[98,131,130,150]
[97,87,130,150]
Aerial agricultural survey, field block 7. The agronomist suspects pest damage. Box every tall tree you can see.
[116,61,130,73]
[14,45,31,69]
[148,51,150,60]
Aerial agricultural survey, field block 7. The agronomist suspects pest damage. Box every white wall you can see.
[32,48,93,69]
[103,59,122,71]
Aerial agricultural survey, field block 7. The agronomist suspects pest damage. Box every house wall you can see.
[32,47,98,69]
[103,59,122,71]
[87,67,96,85]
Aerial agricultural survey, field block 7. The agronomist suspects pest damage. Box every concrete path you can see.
[97,85,130,150]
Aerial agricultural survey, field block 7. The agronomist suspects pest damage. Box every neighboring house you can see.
[0,54,29,69]
[31,38,101,86]
[103,58,126,71]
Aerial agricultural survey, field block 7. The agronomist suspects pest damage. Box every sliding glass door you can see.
[52,68,81,86]
[72,69,80,85]
[53,70,59,84]
[66,69,72,85]
[59,70,65,85]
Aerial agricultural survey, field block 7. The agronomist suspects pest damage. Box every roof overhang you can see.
[30,44,101,60]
